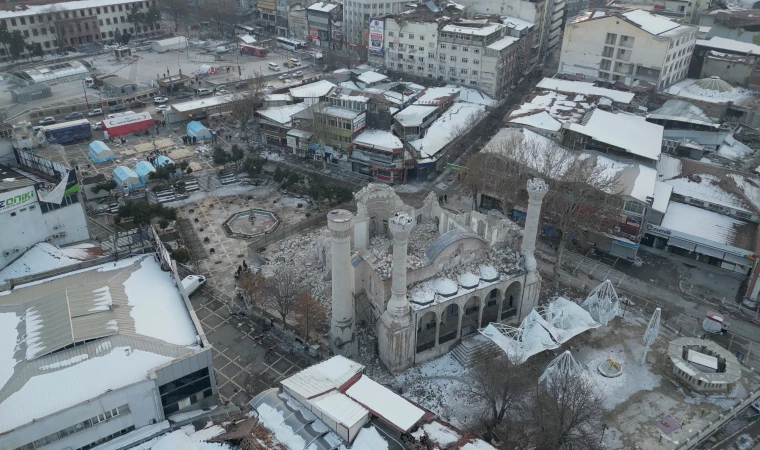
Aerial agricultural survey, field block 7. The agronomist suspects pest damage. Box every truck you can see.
[41,119,93,145]
[702,311,728,334]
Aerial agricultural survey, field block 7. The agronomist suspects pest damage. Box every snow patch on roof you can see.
[411,103,486,161]
[257,103,310,125]
[698,36,760,55]
[0,313,19,390]
[345,375,425,432]
[353,129,403,151]
[412,421,461,446]
[666,78,754,104]
[622,9,682,35]
[357,71,389,84]
[0,242,102,284]
[665,173,750,213]
[537,78,635,104]
[567,109,663,160]
[728,173,760,212]
[658,154,683,180]
[652,181,673,214]
[661,201,745,247]
[281,355,364,400]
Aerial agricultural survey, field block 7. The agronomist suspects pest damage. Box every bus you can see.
[240,44,268,57]
[234,24,256,36]
[276,37,307,52]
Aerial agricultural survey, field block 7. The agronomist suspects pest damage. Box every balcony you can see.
[548,35,560,51]
[553,0,565,12]
[552,10,563,22]
[549,27,561,40]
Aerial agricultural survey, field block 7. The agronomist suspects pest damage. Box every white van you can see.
[215,45,229,54]
[268,62,281,72]
[290,58,301,66]
[181,275,206,296]
[107,110,135,119]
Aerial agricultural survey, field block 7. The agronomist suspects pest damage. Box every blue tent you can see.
[155,155,174,167]
[186,121,212,140]
[135,161,156,185]
[113,166,141,189]
[88,140,115,163]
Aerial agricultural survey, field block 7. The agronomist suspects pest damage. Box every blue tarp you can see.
[186,121,212,140]
[88,140,115,163]
[155,155,174,167]
[135,161,156,184]
[113,166,141,189]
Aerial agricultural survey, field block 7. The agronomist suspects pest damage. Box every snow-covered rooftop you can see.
[411,103,487,161]
[0,243,103,285]
[289,79,336,98]
[536,78,635,104]
[281,355,364,400]
[353,129,404,152]
[357,71,389,84]
[501,15,534,30]
[506,90,592,133]
[257,103,310,125]
[657,154,683,180]
[697,36,760,55]
[441,22,505,36]
[665,78,757,105]
[394,105,438,126]
[652,181,673,214]
[0,256,201,433]
[308,1,339,12]
[171,95,235,113]
[0,0,144,19]
[414,86,461,106]
[661,201,755,251]
[312,392,369,430]
[451,86,496,107]
[621,9,690,35]
[665,173,753,213]
[567,109,663,161]
[487,36,519,51]
[344,375,426,432]
[648,99,717,128]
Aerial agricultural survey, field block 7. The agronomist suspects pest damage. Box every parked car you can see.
[156,105,171,112]
[153,96,169,104]
[87,108,103,117]
[278,74,290,80]
[290,58,301,66]
[92,121,103,130]
[109,104,126,112]
[235,81,249,90]
[176,92,193,99]
[197,88,213,96]
[64,111,84,120]
[32,126,42,133]
[284,61,295,68]
[39,117,56,125]
[293,71,304,78]
[129,100,146,108]
[181,275,206,295]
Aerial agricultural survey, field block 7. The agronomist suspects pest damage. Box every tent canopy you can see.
[155,155,174,167]
[113,166,141,188]
[187,121,212,140]
[88,140,115,163]
[135,161,156,184]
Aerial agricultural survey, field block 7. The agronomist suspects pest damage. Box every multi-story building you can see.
[276,0,291,36]
[257,0,278,33]
[342,0,409,51]
[380,13,534,98]
[559,9,697,89]
[0,0,163,61]
[288,4,309,40]
[307,1,342,49]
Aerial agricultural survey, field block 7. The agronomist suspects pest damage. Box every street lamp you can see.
[82,80,90,110]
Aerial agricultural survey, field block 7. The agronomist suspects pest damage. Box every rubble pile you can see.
[365,221,441,279]
[263,227,333,312]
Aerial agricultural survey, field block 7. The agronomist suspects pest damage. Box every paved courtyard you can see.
[188,287,317,408]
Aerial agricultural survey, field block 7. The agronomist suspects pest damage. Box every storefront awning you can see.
[695,245,724,260]
[722,252,753,266]
[668,236,696,252]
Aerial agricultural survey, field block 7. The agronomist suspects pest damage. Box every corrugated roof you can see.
[425,230,486,263]
[281,355,364,400]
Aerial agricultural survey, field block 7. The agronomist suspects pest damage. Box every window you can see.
[473,48,479,54]
[451,45,457,50]
[598,71,610,79]
[32,28,38,36]
[473,59,479,64]
[10,19,16,26]
[420,35,425,41]
[418,46,423,51]
[602,46,613,57]
[600,59,611,70]
[19,17,25,25]
[409,33,414,39]
[472,70,478,75]
[460,68,467,74]
[388,31,394,36]
[418,56,423,62]
[408,64,413,69]
[399,32,404,37]
[439,54,445,60]
[463,47,468,52]
[462,57,467,63]
[428,63,434,68]
[428,52,434,58]
[118,4,123,10]
[605,32,617,45]
[408,54,414,59]
[440,43,446,48]
[106,18,111,25]
[450,56,456,61]
[417,66,424,71]
[29,16,34,24]
[23,30,29,37]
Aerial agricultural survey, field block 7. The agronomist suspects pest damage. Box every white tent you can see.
[581,280,621,326]
[151,36,187,53]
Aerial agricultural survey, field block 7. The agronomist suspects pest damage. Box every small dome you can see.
[459,272,480,289]
[694,76,734,93]
[434,278,458,297]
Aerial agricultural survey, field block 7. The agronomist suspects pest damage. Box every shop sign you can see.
[645,223,671,237]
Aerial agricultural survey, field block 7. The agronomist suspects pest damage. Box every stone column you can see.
[520,178,548,319]
[327,209,357,357]
[387,212,414,318]
[378,212,416,372]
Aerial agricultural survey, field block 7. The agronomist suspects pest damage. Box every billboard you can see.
[0,186,37,214]
[368,18,384,56]
[352,112,367,133]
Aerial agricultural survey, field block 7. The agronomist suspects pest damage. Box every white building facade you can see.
[342,0,411,50]
[559,9,697,88]
[0,0,164,61]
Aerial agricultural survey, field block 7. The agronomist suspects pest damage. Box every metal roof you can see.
[425,229,486,263]
[667,337,742,384]
[0,165,35,193]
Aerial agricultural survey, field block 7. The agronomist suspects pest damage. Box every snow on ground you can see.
[412,421,461,446]
[274,196,311,208]
[165,185,275,208]
[393,182,429,193]
[0,312,19,390]
[188,425,225,442]
[0,347,174,434]
[123,257,198,346]
[339,426,390,450]
[0,242,103,284]
[256,403,308,450]
[260,150,283,162]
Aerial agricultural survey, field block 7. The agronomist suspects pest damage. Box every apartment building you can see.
[343,0,411,50]
[380,13,533,98]
[288,4,309,40]
[0,0,162,61]
[559,9,697,88]
[257,0,277,33]
[307,1,342,49]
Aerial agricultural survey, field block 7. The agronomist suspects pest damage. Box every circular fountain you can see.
[222,209,280,239]
[598,358,623,378]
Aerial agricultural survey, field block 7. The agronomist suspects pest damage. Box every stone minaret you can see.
[378,212,415,372]
[327,209,358,357]
[520,178,548,319]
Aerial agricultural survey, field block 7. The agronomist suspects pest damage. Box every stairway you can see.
[451,334,501,368]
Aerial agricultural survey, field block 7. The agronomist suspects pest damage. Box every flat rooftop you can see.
[0,255,202,434]
[0,165,35,193]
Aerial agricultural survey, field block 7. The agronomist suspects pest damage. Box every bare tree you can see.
[293,291,327,344]
[264,266,300,329]
[463,133,622,289]
[38,5,66,53]
[238,269,265,311]
[529,368,605,450]
[163,0,188,29]
[459,356,528,440]
[230,72,266,144]
[201,0,237,36]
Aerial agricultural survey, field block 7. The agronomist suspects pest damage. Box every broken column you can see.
[328,209,358,357]
[378,212,416,372]
[520,178,548,319]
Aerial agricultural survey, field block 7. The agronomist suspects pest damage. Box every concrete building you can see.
[0,165,91,270]
[342,0,410,51]
[257,0,278,33]
[0,0,164,61]
[690,37,760,90]
[0,247,217,450]
[379,13,535,98]
[288,4,309,40]
[325,183,545,372]
[697,7,760,45]
[559,9,697,89]
[307,1,343,49]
